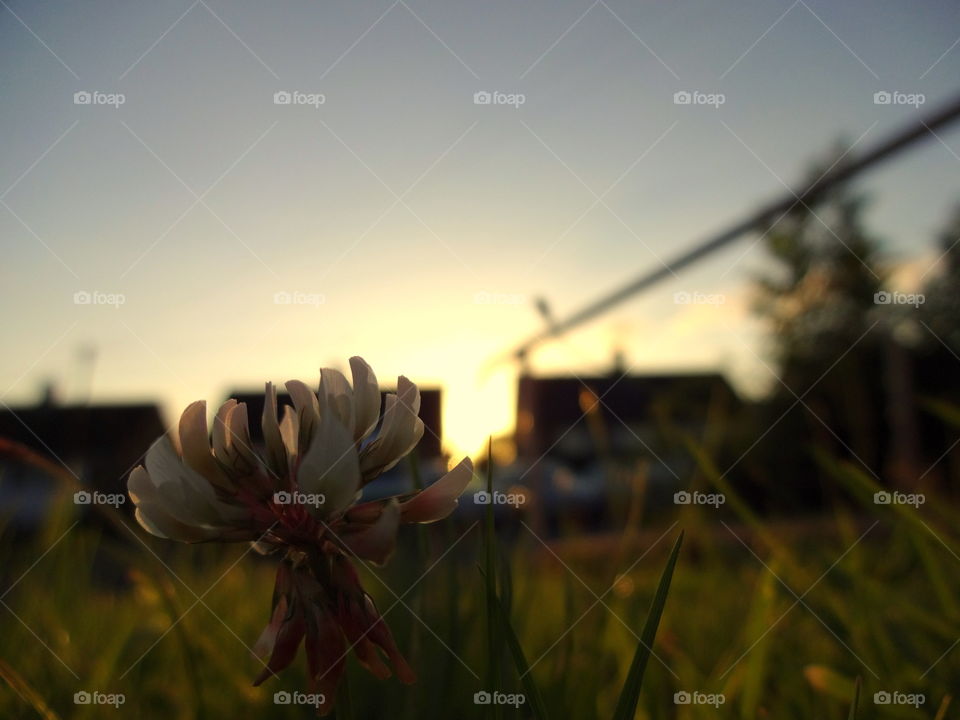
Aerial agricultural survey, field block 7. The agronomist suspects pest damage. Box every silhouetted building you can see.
[515,371,740,476]
[0,401,165,527]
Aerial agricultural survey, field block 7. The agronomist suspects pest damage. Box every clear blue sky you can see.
[2,0,959,456]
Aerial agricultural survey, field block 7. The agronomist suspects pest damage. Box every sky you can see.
[2,0,960,460]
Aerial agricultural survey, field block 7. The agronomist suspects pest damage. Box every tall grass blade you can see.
[847,676,861,720]
[933,694,952,720]
[739,564,777,718]
[483,437,503,720]
[401,454,427,720]
[0,658,61,720]
[479,565,550,720]
[611,531,684,720]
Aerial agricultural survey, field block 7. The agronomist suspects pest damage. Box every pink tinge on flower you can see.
[126,356,474,713]
[252,561,294,661]
[338,499,401,566]
[331,555,416,685]
[252,605,306,686]
[252,595,288,662]
[304,603,346,715]
[398,457,474,523]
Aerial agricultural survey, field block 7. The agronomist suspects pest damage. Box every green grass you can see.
[1,446,959,719]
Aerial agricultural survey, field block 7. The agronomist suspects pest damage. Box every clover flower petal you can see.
[126,356,473,714]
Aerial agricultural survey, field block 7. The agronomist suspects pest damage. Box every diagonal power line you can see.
[496,93,960,365]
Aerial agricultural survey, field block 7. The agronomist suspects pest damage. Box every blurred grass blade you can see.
[847,676,861,720]
[612,531,684,720]
[479,566,550,720]
[934,694,952,720]
[402,455,427,720]
[920,397,960,430]
[815,450,959,616]
[804,665,856,703]
[740,565,778,718]
[684,438,794,562]
[498,543,513,615]
[483,437,503,720]
[0,658,61,720]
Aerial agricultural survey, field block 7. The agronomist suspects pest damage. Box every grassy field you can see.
[1,443,958,719]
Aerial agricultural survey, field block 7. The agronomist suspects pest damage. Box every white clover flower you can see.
[127,357,473,713]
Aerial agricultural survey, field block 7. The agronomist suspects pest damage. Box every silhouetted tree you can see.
[908,205,960,488]
[917,204,960,351]
[749,160,889,504]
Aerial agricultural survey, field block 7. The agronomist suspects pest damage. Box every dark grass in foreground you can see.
[1,439,959,718]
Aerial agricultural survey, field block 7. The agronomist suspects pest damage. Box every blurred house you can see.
[224,386,443,461]
[515,371,740,479]
[455,371,743,537]
[0,399,164,528]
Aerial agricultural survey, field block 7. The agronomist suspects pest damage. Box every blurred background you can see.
[3,1,960,718]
